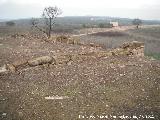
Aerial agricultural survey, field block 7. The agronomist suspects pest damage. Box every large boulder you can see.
[12,59,28,68]
[56,35,69,43]
[28,56,54,67]
[56,35,79,45]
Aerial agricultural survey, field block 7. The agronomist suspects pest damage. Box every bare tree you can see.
[132,18,142,29]
[31,6,62,38]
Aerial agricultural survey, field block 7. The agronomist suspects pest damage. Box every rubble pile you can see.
[0,41,144,74]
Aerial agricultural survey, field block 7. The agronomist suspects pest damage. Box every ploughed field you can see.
[0,26,160,120]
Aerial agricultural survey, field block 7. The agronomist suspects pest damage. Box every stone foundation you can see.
[0,41,145,74]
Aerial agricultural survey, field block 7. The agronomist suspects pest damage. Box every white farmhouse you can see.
[110,22,119,27]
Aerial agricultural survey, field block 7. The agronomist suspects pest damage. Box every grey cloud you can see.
[0,2,43,19]
[0,1,160,20]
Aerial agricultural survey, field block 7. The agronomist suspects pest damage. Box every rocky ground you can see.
[0,34,160,120]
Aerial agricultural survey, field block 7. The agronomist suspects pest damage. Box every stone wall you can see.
[120,41,144,56]
[0,41,144,74]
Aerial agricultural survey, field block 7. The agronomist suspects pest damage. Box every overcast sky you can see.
[0,0,160,20]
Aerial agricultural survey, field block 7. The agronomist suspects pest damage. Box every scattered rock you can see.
[56,35,69,43]
[2,113,7,116]
[56,35,80,45]
[93,51,112,58]
[1,41,145,73]
[119,74,124,76]
[131,47,144,56]
[18,111,23,118]
[67,38,75,44]
[120,41,144,49]
[0,96,8,101]
[11,33,27,38]
[45,96,69,100]
[119,64,125,68]
[107,41,145,56]
[7,64,16,73]
[0,65,9,74]
[67,61,72,65]
[89,42,102,48]
[53,54,72,64]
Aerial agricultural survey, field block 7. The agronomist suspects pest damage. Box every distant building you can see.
[110,22,119,27]
[90,18,94,21]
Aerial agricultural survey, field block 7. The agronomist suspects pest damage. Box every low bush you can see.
[145,53,160,60]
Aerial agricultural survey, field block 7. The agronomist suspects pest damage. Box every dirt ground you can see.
[0,27,160,120]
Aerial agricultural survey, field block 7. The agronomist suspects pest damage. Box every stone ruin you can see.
[0,41,144,74]
[114,41,144,56]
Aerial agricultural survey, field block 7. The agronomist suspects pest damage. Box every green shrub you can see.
[98,23,113,28]
[98,23,105,28]
[145,53,160,60]
[6,21,15,26]
[82,24,87,28]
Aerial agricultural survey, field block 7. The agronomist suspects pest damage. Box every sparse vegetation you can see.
[98,23,113,28]
[146,53,160,60]
[82,23,87,28]
[31,6,62,38]
[5,21,15,26]
[132,18,142,28]
[98,23,105,28]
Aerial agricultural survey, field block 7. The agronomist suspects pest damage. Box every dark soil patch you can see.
[91,31,127,37]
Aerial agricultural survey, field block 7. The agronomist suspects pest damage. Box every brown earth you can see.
[91,31,127,37]
[0,33,160,120]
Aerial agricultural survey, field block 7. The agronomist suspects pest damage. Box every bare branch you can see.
[31,6,62,38]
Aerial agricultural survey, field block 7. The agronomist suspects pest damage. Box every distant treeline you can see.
[0,16,160,34]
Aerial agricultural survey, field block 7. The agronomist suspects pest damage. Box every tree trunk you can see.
[48,17,52,38]
[136,25,139,29]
